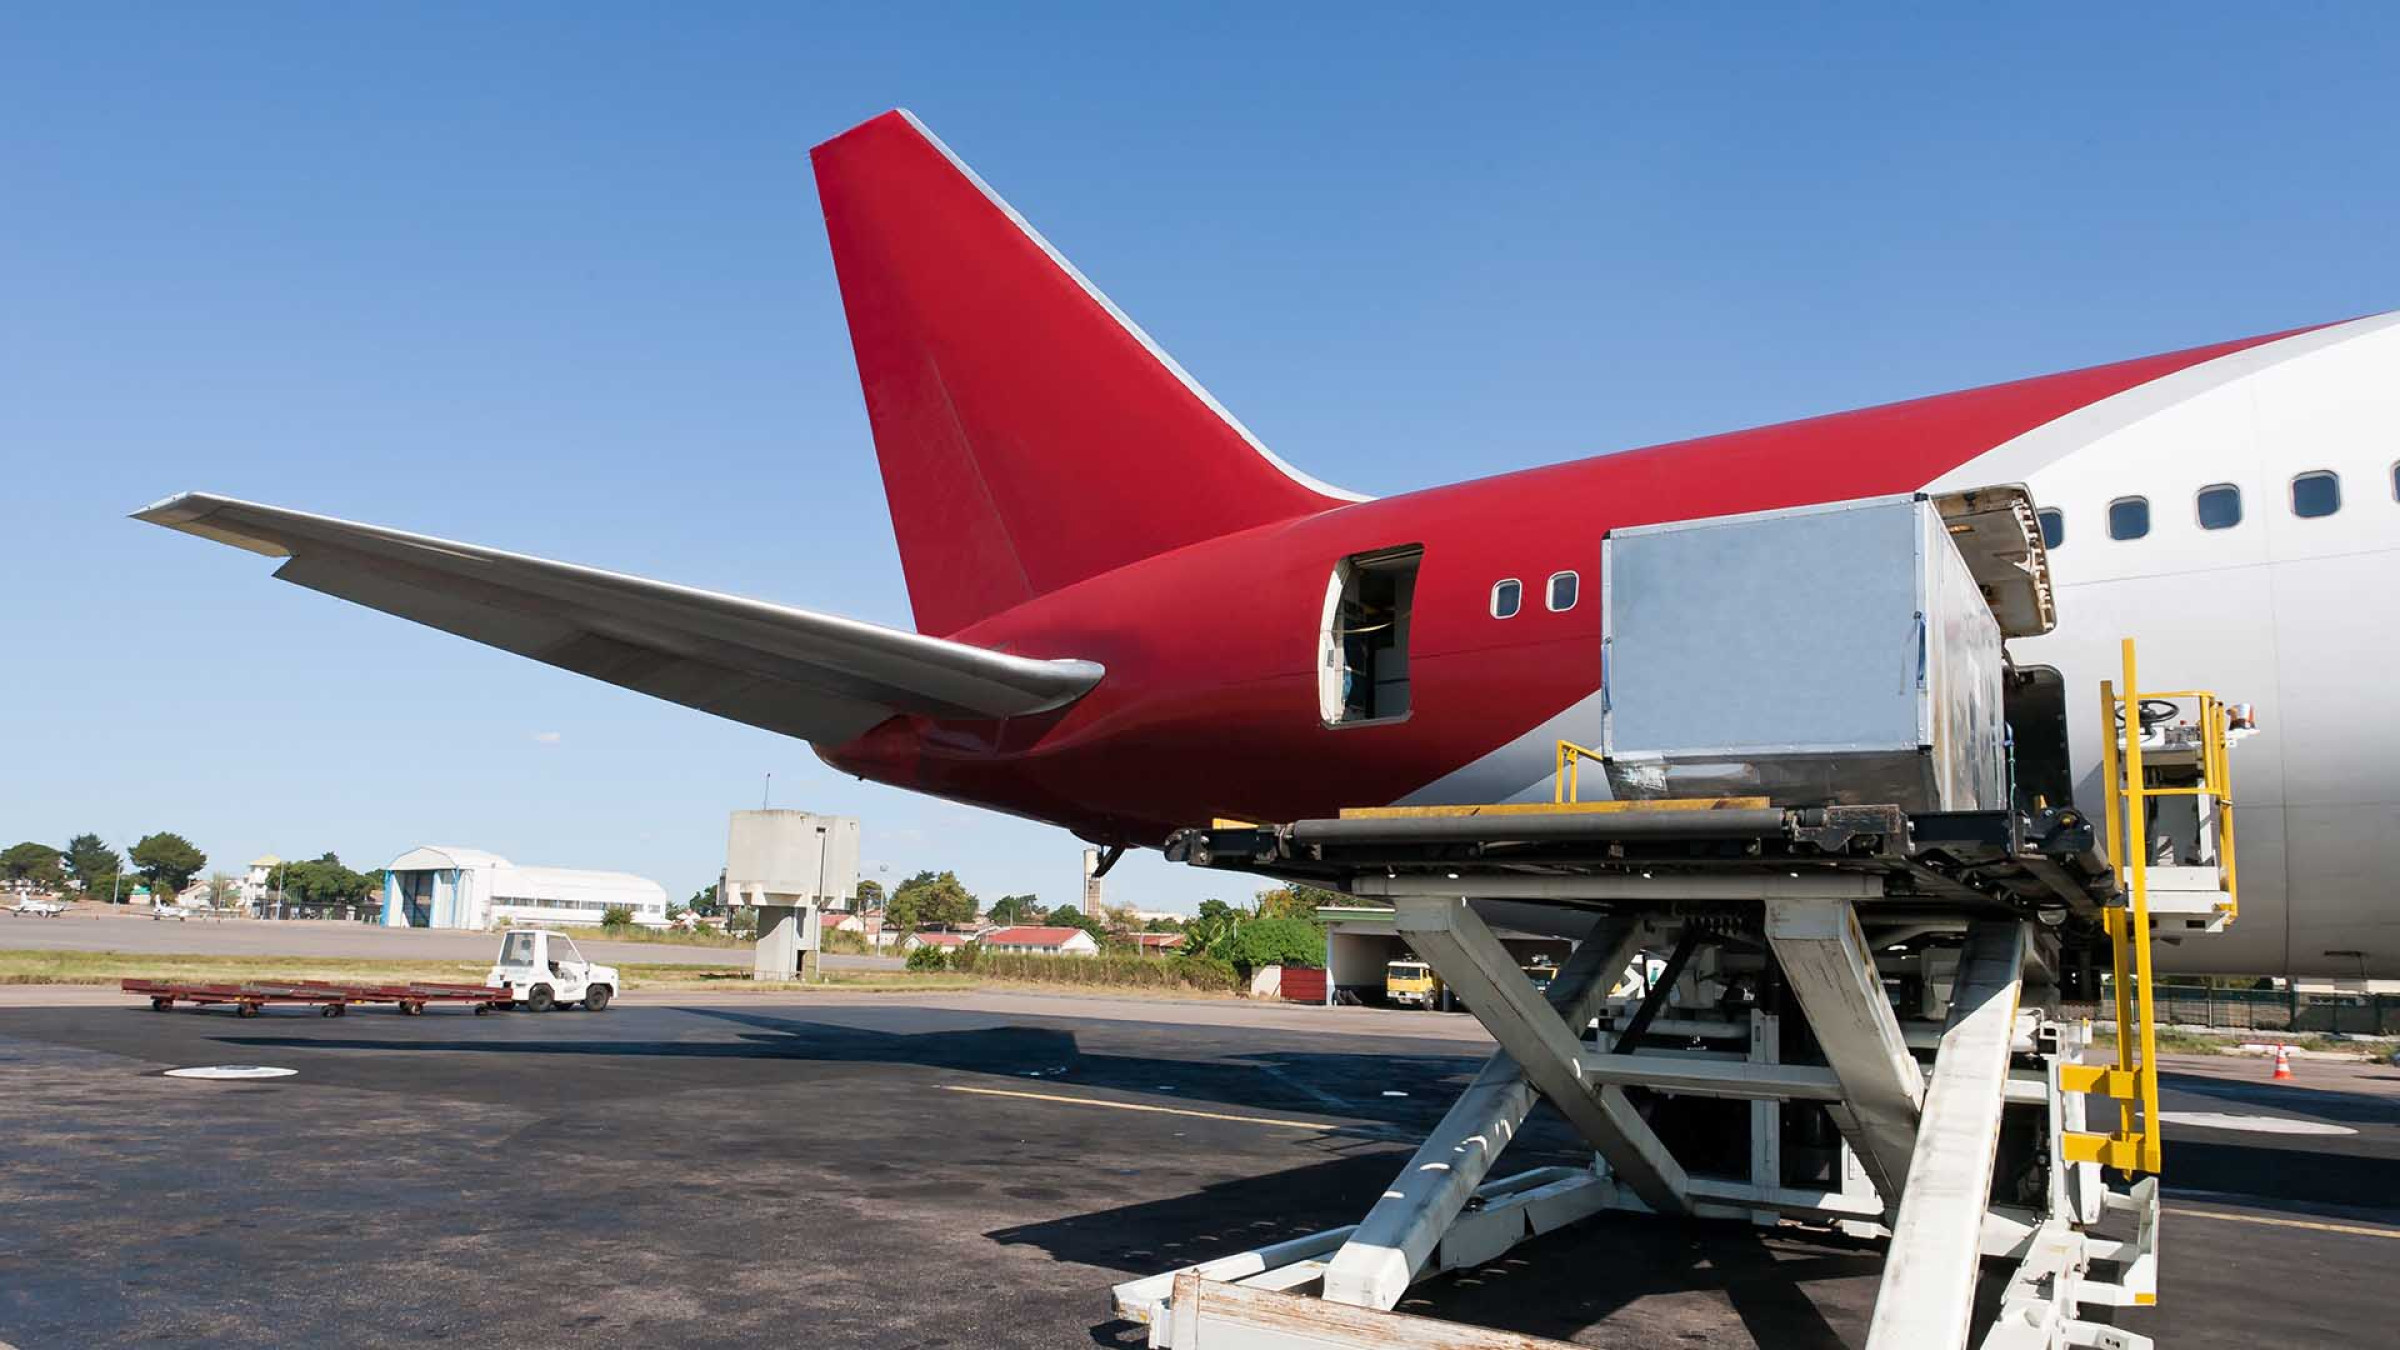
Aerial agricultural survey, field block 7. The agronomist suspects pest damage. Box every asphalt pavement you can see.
[0,987,2392,1348]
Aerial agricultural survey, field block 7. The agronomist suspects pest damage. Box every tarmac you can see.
[0,985,2393,1349]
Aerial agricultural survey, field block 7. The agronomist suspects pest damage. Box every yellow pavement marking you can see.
[2170,1207,2400,1240]
[941,1084,1333,1131]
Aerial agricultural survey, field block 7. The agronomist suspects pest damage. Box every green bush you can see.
[1224,917,1324,971]
[822,928,871,955]
[599,904,635,931]
[1171,952,1239,989]
[964,950,1240,993]
[905,943,950,972]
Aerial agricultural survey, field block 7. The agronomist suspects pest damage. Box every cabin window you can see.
[2391,462,2399,502]
[1546,571,1579,611]
[1320,545,1422,725]
[2292,470,2340,519]
[2036,508,2064,549]
[2107,497,2149,541]
[1490,579,1521,618]
[2196,484,2242,531]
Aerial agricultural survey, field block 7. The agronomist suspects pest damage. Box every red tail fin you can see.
[812,110,1362,636]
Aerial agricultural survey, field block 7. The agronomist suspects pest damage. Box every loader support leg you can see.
[1393,898,1689,1215]
[1765,897,1924,1202]
[1323,920,1644,1309]
[1866,920,2029,1350]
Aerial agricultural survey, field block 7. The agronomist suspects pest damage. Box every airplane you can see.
[135,110,2400,980]
[4,896,69,919]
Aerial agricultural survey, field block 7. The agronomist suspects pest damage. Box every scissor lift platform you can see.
[1114,643,2216,1350]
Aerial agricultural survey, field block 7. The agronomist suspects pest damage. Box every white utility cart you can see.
[485,929,620,1012]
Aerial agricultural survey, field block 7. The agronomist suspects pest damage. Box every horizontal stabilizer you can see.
[133,493,1104,744]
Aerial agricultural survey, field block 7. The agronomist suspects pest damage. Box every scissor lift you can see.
[1112,640,2228,1350]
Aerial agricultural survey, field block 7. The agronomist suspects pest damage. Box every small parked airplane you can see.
[137,111,2400,978]
[4,897,69,918]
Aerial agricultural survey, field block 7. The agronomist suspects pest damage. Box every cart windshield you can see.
[498,932,538,967]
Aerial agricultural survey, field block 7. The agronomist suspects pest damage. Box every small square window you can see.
[2292,471,2340,519]
[1546,571,1579,611]
[1490,579,1522,619]
[2196,484,2241,531]
[2036,508,2064,549]
[2107,497,2149,541]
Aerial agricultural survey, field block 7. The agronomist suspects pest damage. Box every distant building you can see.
[1128,933,1186,955]
[240,855,281,909]
[980,925,1100,957]
[900,931,971,954]
[381,846,668,929]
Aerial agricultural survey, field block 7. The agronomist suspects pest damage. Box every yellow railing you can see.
[2067,637,2240,1175]
[2121,686,2240,923]
[1554,740,1607,804]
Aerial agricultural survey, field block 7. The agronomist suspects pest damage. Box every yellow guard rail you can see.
[2063,638,2240,1175]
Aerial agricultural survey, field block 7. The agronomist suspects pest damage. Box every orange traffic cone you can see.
[2271,1043,2294,1081]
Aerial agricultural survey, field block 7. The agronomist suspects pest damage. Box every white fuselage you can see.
[1934,313,2400,978]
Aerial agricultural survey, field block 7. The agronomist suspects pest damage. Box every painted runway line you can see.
[2169,1207,2400,1240]
[942,1083,1336,1130]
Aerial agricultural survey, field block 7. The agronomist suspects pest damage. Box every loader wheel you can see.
[526,984,556,1013]
[151,997,171,1012]
[583,985,612,1012]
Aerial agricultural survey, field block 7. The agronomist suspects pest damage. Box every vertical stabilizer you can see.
[812,110,1363,636]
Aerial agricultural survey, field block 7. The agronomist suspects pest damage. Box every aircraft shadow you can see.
[991,1153,1875,1349]
[209,1004,1499,1139]
[2164,1136,2400,1218]
[2159,1069,2400,1127]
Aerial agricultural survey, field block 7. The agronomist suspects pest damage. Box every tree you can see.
[600,904,635,931]
[988,892,1042,925]
[905,942,950,972]
[130,832,207,892]
[62,833,120,887]
[1,842,63,885]
[1255,884,1346,921]
[855,878,885,911]
[1045,904,1106,940]
[686,884,722,916]
[1225,916,1326,971]
[1183,900,1241,958]
[887,869,977,931]
[278,857,374,907]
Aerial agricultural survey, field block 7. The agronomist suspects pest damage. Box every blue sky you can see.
[5,5,2396,912]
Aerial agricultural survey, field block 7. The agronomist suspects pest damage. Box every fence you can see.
[2074,984,2400,1036]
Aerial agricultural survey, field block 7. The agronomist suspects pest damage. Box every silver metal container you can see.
[1599,493,2007,813]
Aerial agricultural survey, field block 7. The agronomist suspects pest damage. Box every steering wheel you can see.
[2116,698,2180,731]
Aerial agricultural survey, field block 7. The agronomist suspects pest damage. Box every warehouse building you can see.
[381,845,669,930]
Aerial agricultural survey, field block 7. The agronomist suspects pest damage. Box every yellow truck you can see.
[1385,959,1444,1009]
